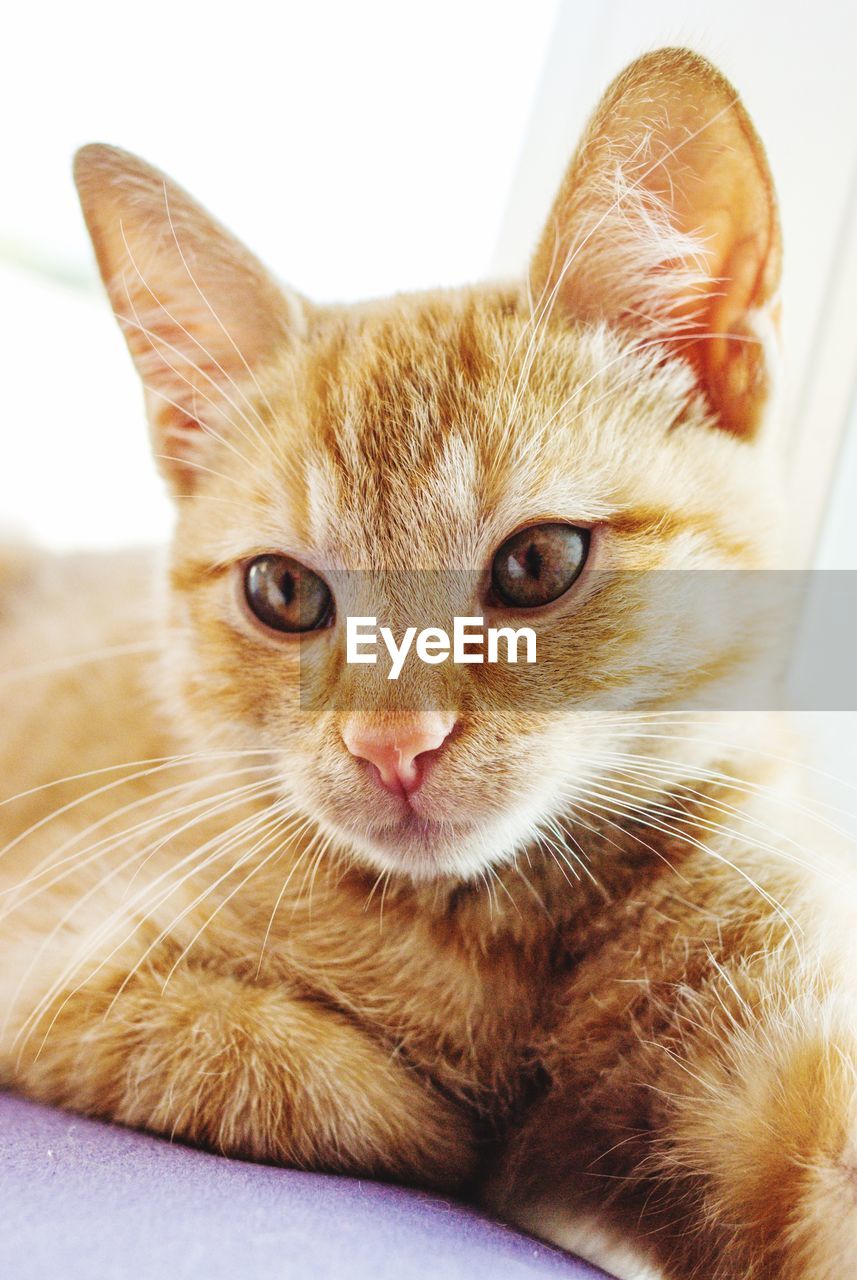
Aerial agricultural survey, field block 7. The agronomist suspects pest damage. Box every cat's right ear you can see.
[529,50,781,440]
[74,145,304,492]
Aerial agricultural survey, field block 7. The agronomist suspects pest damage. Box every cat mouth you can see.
[339,802,481,875]
[371,811,471,846]
[310,775,495,876]
[334,776,469,839]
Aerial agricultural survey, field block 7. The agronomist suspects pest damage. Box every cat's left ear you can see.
[74,144,303,491]
[530,49,781,439]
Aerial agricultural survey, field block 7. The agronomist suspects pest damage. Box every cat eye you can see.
[244,554,334,633]
[490,523,590,609]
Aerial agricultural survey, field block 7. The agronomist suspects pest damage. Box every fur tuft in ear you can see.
[530,49,782,439]
[74,144,303,492]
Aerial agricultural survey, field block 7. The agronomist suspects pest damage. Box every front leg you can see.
[493,918,857,1278]
[7,963,476,1191]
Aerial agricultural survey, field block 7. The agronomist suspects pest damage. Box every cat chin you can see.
[326,812,524,884]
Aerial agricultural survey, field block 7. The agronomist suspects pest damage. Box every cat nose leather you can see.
[342,712,456,796]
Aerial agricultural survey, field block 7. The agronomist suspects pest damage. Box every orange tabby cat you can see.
[2,49,855,1280]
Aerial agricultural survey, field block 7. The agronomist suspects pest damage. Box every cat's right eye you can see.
[244,554,334,633]
[490,523,590,609]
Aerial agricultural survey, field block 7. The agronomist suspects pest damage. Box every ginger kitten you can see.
[2,48,855,1280]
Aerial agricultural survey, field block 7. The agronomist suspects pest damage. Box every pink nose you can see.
[341,711,456,796]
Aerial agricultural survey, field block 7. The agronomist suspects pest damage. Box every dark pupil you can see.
[492,523,588,608]
[524,543,543,579]
[246,555,331,632]
[279,571,296,607]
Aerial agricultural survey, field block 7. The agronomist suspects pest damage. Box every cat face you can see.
[75,49,784,881]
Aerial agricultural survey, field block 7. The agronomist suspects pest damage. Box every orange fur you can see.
[1,50,854,1279]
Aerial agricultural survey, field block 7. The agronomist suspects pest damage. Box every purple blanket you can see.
[0,1093,613,1278]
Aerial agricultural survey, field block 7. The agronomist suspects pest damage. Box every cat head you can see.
[75,49,784,882]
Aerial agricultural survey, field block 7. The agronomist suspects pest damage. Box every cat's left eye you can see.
[244,554,333,633]
[490,523,590,609]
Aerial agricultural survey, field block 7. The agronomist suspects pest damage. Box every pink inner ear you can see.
[162,412,207,462]
[178,414,203,435]
[651,122,781,439]
[148,406,210,494]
